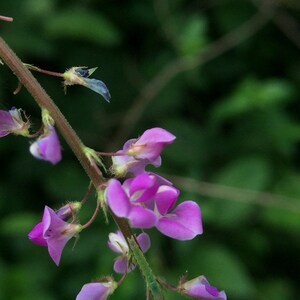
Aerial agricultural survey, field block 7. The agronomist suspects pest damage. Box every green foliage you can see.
[1,0,300,299]
[45,9,121,46]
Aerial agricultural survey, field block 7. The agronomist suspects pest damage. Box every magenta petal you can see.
[134,127,176,160]
[28,222,47,247]
[129,173,158,203]
[129,206,157,228]
[106,179,131,217]
[156,201,203,240]
[137,128,176,144]
[76,282,111,300]
[136,233,151,253]
[155,186,180,215]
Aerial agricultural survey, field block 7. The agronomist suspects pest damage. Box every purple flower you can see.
[0,107,30,137]
[76,279,117,300]
[28,206,82,266]
[108,230,151,274]
[106,173,159,229]
[106,173,203,240]
[29,126,62,164]
[111,128,176,176]
[180,276,227,300]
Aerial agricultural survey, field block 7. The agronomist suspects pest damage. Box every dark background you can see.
[0,0,300,299]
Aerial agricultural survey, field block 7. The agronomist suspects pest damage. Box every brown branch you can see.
[108,8,272,149]
[168,175,300,214]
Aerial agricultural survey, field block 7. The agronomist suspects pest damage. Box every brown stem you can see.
[82,198,101,229]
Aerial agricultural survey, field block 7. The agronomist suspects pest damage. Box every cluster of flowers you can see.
[1,112,226,299]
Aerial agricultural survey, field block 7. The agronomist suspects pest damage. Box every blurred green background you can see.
[1,0,300,299]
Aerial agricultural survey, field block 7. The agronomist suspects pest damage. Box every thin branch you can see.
[108,8,272,149]
[273,12,300,49]
[168,175,300,214]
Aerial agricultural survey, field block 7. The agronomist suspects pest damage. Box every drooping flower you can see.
[111,128,176,177]
[28,206,82,266]
[29,126,62,164]
[0,107,30,137]
[63,67,111,102]
[179,276,227,300]
[108,230,151,274]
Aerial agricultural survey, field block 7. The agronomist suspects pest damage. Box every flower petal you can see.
[28,222,47,247]
[155,185,180,215]
[0,110,15,136]
[106,179,131,217]
[128,206,157,228]
[156,201,203,240]
[129,173,158,203]
[83,78,111,102]
[47,236,71,266]
[76,282,112,300]
[182,276,227,300]
[113,256,134,274]
[136,233,151,253]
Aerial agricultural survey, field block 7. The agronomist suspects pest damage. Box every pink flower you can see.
[76,279,117,300]
[0,108,30,137]
[179,276,227,300]
[106,173,203,240]
[28,206,82,266]
[29,126,62,164]
[106,173,159,229]
[108,231,151,274]
[111,128,176,176]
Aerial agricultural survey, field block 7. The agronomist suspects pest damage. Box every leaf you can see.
[45,10,121,46]
[212,78,295,122]
[177,15,208,56]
